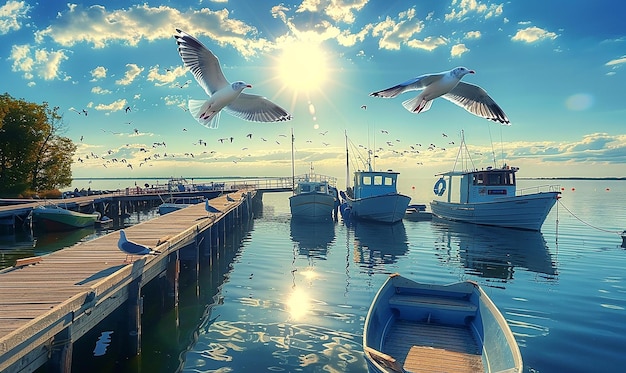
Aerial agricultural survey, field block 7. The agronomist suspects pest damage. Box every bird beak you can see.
[469,70,476,74]
[246,84,252,88]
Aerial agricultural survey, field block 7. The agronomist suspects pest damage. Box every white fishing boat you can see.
[289,175,338,221]
[363,273,522,373]
[430,132,560,231]
[340,132,410,224]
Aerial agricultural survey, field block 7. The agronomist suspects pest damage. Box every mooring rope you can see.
[557,199,624,236]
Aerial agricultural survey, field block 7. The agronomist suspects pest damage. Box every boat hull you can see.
[348,193,411,223]
[363,274,522,373]
[430,192,559,231]
[32,207,99,231]
[289,193,336,221]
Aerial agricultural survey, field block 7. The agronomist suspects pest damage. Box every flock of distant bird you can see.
[75,29,510,169]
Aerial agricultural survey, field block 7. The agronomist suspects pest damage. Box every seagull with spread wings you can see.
[174,29,292,129]
[370,67,510,124]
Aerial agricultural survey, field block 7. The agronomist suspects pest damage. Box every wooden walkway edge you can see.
[0,189,255,373]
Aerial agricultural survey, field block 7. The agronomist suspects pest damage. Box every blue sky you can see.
[1,0,625,186]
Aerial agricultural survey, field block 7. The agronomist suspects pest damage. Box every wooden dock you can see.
[0,189,256,373]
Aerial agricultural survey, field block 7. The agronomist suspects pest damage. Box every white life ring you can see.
[433,178,446,196]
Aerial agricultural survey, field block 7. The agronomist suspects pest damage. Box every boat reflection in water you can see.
[352,220,409,272]
[34,227,97,255]
[432,218,558,281]
[290,219,336,260]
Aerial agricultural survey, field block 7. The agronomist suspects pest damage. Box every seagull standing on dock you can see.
[370,67,510,124]
[117,229,160,263]
[174,29,292,129]
[205,199,221,215]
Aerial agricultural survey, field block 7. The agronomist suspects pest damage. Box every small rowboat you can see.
[363,273,522,373]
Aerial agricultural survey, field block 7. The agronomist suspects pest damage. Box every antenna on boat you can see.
[452,130,476,172]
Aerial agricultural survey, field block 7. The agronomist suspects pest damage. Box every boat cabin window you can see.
[301,185,311,192]
[472,171,515,186]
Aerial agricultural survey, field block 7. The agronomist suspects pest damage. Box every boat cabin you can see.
[353,170,399,199]
[295,181,331,195]
[440,166,518,203]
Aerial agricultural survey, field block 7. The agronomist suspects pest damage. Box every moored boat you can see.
[363,273,522,373]
[158,196,204,215]
[32,205,100,231]
[430,132,560,231]
[340,132,410,224]
[289,175,338,221]
[404,204,433,221]
[343,169,411,224]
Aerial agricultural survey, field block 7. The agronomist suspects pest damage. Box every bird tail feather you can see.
[402,97,432,113]
[188,100,220,129]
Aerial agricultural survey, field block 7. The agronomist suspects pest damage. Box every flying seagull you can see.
[117,229,160,263]
[370,67,510,124]
[174,29,292,129]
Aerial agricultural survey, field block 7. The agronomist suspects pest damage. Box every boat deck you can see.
[384,320,483,373]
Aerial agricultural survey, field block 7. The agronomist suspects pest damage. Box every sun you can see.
[277,41,328,93]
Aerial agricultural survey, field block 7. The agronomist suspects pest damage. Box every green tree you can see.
[0,93,76,197]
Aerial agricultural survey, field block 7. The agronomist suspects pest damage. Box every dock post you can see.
[166,250,180,314]
[50,326,72,373]
[127,277,142,356]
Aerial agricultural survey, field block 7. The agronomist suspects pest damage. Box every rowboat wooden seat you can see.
[389,293,477,313]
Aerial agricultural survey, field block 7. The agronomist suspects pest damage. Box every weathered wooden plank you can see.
[0,189,254,373]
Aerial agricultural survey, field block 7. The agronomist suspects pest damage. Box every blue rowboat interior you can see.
[363,273,522,373]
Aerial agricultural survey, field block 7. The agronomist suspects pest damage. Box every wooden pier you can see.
[0,189,256,373]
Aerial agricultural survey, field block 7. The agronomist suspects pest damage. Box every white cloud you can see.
[450,43,469,57]
[116,64,144,86]
[9,44,69,81]
[445,0,504,22]
[0,0,30,34]
[91,66,107,80]
[296,0,368,24]
[465,30,481,39]
[606,56,626,66]
[95,98,128,112]
[147,66,188,87]
[33,4,269,58]
[406,36,448,52]
[91,86,111,95]
[511,26,558,43]
[372,11,425,51]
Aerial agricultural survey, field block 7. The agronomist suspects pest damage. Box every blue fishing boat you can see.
[340,133,410,223]
[363,273,522,373]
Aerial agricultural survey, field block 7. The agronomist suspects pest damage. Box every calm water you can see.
[15,179,626,372]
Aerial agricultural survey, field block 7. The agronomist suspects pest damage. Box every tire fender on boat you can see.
[433,178,446,196]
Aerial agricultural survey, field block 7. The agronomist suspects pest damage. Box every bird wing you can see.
[120,240,151,255]
[175,29,229,95]
[224,93,292,122]
[370,73,446,98]
[442,82,510,124]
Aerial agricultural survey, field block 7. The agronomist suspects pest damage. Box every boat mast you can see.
[345,130,350,190]
[291,127,295,194]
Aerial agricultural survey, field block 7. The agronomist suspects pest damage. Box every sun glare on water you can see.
[277,41,328,93]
